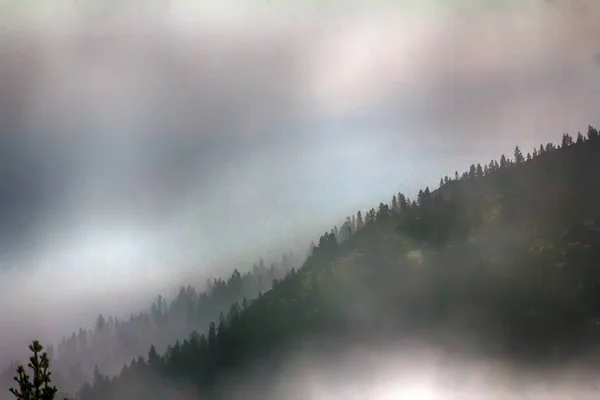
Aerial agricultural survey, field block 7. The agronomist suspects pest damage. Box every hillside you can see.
[7,126,600,400]
[0,254,298,397]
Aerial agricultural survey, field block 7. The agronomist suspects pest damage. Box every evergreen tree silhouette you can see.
[514,146,524,164]
[9,341,67,400]
[587,125,599,142]
[468,164,476,180]
[476,163,484,178]
[500,154,508,168]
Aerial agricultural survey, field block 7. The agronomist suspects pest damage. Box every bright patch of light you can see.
[373,381,439,400]
[28,226,166,306]
[307,10,434,115]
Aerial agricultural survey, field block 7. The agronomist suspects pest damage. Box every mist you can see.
[1,0,600,377]
[106,335,600,400]
[220,338,600,400]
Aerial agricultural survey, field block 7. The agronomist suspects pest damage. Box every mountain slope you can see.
[14,127,600,400]
[0,254,298,398]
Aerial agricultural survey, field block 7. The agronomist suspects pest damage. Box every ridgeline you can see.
[7,126,600,400]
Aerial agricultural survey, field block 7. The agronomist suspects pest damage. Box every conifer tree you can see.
[561,133,573,148]
[355,212,362,229]
[469,164,477,180]
[417,189,425,206]
[500,154,508,168]
[9,341,67,400]
[514,146,524,164]
[476,163,483,178]
[398,193,407,211]
[587,125,599,141]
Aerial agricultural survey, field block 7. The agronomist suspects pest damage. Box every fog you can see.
[107,336,600,400]
[221,338,600,400]
[1,0,600,379]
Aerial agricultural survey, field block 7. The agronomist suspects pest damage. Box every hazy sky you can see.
[0,0,599,355]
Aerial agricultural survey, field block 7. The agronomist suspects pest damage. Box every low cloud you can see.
[0,0,599,361]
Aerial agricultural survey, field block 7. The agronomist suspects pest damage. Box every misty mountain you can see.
[14,126,598,399]
[4,2,600,399]
[0,252,303,396]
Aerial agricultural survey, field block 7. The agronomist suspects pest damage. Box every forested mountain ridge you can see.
[0,253,298,398]
[7,126,600,400]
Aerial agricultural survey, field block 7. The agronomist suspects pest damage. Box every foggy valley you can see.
[1,0,600,399]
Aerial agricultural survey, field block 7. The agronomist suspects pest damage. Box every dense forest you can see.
[6,126,600,399]
[0,253,298,397]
